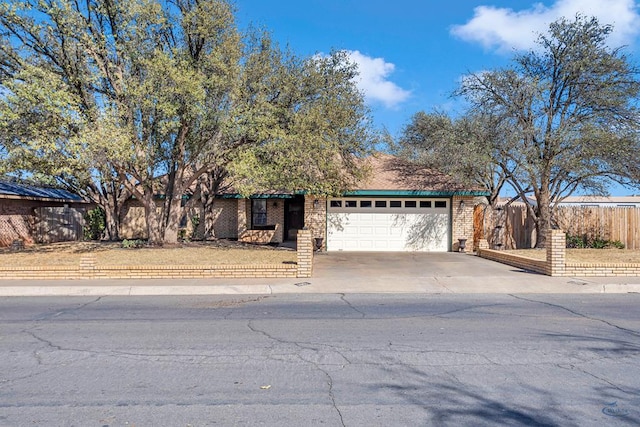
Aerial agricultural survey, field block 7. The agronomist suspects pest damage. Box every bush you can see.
[83,208,106,241]
[566,234,586,248]
[566,234,625,249]
[121,239,146,249]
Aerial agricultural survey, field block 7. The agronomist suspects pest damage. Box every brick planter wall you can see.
[476,249,548,275]
[0,236,314,280]
[478,229,640,277]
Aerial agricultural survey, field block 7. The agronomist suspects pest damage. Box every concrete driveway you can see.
[309,251,594,293]
[314,251,516,279]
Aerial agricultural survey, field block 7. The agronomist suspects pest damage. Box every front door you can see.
[285,197,305,240]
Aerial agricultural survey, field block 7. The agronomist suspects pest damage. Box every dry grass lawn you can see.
[0,241,297,267]
[506,249,640,264]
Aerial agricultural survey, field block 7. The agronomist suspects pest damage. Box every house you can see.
[119,155,489,252]
[0,180,89,247]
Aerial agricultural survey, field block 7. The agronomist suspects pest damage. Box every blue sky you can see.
[234,0,640,195]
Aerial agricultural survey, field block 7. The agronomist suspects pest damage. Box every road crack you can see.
[559,363,636,395]
[247,319,348,425]
[509,295,640,337]
[33,296,104,321]
[340,294,365,318]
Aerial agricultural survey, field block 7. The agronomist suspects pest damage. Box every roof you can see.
[0,180,84,202]
[344,154,489,197]
[215,154,489,198]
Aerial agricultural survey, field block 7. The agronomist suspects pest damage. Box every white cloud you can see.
[451,0,640,52]
[343,50,411,109]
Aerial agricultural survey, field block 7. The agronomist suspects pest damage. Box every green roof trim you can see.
[218,193,294,199]
[216,189,490,198]
[341,190,490,197]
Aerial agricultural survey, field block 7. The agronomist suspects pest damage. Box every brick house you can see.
[0,181,89,247]
[120,155,488,252]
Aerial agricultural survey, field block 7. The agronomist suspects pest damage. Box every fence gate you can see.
[35,207,85,244]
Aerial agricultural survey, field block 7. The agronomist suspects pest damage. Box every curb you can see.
[0,284,275,297]
[1,282,640,296]
[600,283,640,294]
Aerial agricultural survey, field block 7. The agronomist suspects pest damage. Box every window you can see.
[375,200,387,208]
[435,201,447,208]
[345,200,357,208]
[330,200,342,207]
[405,201,417,208]
[252,199,267,227]
[360,200,372,208]
[420,201,432,208]
[390,201,402,208]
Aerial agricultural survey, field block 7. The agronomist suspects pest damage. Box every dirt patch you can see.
[506,249,640,264]
[0,240,297,267]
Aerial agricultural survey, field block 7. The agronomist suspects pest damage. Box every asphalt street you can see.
[1,294,639,426]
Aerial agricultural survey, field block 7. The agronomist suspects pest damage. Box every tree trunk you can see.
[203,193,217,240]
[162,193,182,244]
[103,206,120,241]
[144,192,163,245]
[535,191,552,248]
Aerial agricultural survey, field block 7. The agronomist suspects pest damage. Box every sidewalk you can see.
[0,272,640,297]
[1,253,640,297]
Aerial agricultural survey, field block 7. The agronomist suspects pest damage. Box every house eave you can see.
[340,190,490,197]
[217,193,295,199]
[0,194,87,204]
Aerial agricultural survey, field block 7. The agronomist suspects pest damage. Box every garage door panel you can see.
[327,209,450,252]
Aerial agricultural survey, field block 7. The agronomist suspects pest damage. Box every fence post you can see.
[546,230,566,276]
[296,229,313,278]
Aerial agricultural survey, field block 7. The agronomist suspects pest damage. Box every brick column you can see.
[452,196,475,251]
[303,196,326,250]
[296,229,313,278]
[546,229,566,276]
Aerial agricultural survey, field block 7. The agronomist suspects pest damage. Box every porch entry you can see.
[284,196,305,241]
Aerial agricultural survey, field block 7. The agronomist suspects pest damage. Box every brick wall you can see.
[121,198,240,240]
[564,264,640,276]
[120,199,151,239]
[296,229,313,277]
[1,198,88,247]
[0,199,34,247]
[546,229,566,276]
[476,248,548,275]
[0,261,298,279]
[451,196,475,252]
[207,199,237,239]
[479,229,640,277]
[266,199,285,243]
[238,198,285,243]
[0,233,316,279]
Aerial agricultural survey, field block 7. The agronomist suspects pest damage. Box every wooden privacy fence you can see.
[476,204,640,250]
[34,207,85,244]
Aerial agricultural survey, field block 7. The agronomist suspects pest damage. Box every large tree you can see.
[399,110,512,207]
[402,15,640,247]
[0,0,374,244]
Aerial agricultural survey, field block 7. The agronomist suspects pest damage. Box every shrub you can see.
[566,234,586,248]
[122,239,145,249]
[566,234,625,249]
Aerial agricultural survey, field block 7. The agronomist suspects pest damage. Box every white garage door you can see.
[326,198,450,252]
